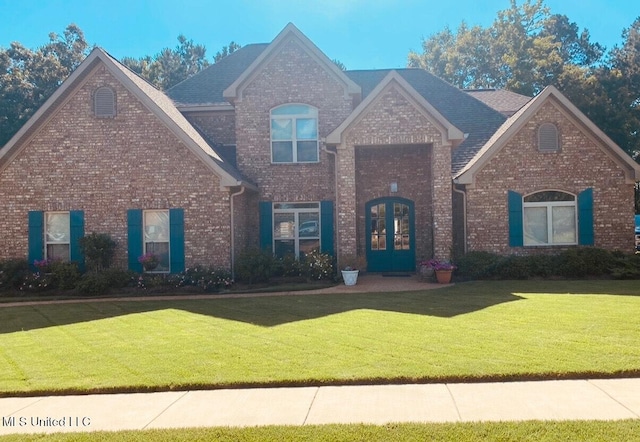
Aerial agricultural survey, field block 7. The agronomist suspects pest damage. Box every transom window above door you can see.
[270,104,318,163]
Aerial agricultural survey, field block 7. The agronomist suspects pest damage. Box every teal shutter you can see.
[259,202,273,251]
[69,210,85,270]
[508,190,524,247]
[169,208,185,273]
[127,209,143,273]
[28,211,44,268]
[578,188,594,245]
[320,200,334,256]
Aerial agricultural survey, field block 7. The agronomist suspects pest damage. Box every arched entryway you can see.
[365,197,415,272]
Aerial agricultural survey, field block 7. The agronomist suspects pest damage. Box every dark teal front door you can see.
[366,197,415,272]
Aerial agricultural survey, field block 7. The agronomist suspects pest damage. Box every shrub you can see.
[76,272,113,296]
[301,249,335,280]
[236,249,274,284]
[455,251,504,279]
[556,247,612,277]
[49,261,81,290]
[272,254,303,277]
[0,259,30,292]
[169,265,234,292]
[19,272,54,293]
[79,233,117,271]
[101,268,135,289]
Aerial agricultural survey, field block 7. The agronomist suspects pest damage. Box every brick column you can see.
[335,144,357,264]
[432,142,453,259]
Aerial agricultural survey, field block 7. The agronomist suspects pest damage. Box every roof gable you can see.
[454,85,640,185]
[223,23,361,102]
[326,70,464,145]
[0,47,254,190]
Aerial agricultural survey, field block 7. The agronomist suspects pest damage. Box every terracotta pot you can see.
[435,269,453,284]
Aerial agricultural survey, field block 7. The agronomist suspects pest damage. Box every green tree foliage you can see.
[214,41,241,63]
[0,24,89,147]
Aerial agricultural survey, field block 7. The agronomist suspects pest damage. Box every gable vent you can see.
[538,123,559,152]
[94,86,116,117]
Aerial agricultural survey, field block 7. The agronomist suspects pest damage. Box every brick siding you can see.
[0,64,233,268]
[466,100,635,254]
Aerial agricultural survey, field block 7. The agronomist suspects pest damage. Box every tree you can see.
[0,24,89,147]
[408,0,603,96]
[214,41,241,63]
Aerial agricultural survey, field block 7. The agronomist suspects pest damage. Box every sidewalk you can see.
[1,378,639,434]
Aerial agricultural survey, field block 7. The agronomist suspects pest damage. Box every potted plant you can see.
[418,259,435,281]
[138,252,159,272]
[426,259,457,284]
[340,255,366,286]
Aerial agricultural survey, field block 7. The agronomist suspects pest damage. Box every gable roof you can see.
[0,47,255,190]
[167,43,269,107]
[454,85,640,184]
[326,70,464,145]
[465,89,531,116]
[343,69,507,174]
[223,23,361,102]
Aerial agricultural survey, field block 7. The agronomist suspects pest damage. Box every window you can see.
[143,210,170,272]
[28,210,84,268]
[523,191,576,245]
[127,208,185,274]
[273,203,320,258]
[270,104,318,163]
[45,212,70,260]
[94,86,116,117]
[538,123,559,152]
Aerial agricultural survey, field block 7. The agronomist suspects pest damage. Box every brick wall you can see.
[466,99,635,254]
[0,64,234,268]
[354,144,433,260]
[233,38,352,203]
[339,84,452,260]
[184,110,236,145]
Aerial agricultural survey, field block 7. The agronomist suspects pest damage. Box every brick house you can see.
[1,23,638,274]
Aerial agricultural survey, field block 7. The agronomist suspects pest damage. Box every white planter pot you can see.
[341,269,359,286]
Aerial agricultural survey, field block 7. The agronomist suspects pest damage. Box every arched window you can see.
[523,190,576,245]
[94,86,116,117]
[270,104,318,163]
[538,123,559,152]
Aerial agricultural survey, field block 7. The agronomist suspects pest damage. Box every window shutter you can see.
[508,190,524,247]
[169,208,185,273]
[69,210,85,271]
[127,209,143,273]
[28,211,44,268]
[578,188,594,245]
[320,200,334,256]
[259,202,273,251]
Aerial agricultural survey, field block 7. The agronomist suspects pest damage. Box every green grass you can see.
[1,280,640,395]
[1,421,639,441]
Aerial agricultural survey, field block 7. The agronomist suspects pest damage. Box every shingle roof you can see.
[465,89,531,116]
[344,69,507,174]
[167,44,269,105]
[167,50,508,175]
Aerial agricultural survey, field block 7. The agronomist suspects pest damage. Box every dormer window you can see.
[94,86,116,118]
[538,123,559,152]
[270,104,318,163]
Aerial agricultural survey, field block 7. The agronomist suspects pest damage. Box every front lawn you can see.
[1,421,640,442]
[1,280,639,396]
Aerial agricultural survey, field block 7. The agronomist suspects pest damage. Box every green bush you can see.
[236,249,275,284]
[49,261,81,290]
[0,259,30,292]
[556,247,612,277]
[19,272,54,293]
[301,249,335,280]
[79,233,117,271]
[100,268,135,289]
[169,265,233,292]
[76,272,113,296]
[272,254,303,277]
[455,251,504,279]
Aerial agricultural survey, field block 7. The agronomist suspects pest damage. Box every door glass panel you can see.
[370,203,386,250]
[394,203,410,250]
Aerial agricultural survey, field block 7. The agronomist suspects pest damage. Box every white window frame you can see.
[270,104,319,163]
[273,202,320,258]
[143,209,171,273]
[523,191,577,246]
[44,211,70,261]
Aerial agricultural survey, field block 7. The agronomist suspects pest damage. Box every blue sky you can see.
[0,0,637,70]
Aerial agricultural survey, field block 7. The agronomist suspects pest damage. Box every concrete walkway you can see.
[1,275,639,434]
[1,379,639,434]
